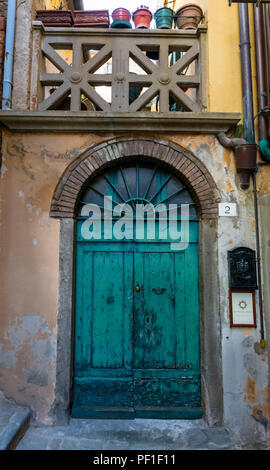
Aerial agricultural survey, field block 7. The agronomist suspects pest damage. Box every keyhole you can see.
[146,317,150,323]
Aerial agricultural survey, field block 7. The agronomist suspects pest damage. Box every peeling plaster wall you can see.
[0,130,269,446]
[177,135,270,445]
[257,189,270,444]
[0,131,95,423]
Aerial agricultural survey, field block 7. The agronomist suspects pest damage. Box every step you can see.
[17,418,233,450]
[0,392,31,450]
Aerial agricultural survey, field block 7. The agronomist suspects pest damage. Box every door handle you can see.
[152,287,166,294]
[135,285,140,292]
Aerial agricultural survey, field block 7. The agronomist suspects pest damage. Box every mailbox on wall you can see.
[228,247,258,290]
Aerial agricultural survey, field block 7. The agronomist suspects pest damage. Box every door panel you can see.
[134,251,176,370]
[72,244,134,418]
[133,246,201,417]
[72,241,201,418]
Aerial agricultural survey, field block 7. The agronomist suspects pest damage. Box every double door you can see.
[72,235,201,419]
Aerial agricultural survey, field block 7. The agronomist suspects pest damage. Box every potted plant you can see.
[175,4,203,30]
[132,6,152,29]
[154,6,174,29]
[111,8,132,28]
[73,10,110,28]
[36,9,73,27]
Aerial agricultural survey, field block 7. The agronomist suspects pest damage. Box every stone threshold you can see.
[16,418,234,450]
[0,111,241,133]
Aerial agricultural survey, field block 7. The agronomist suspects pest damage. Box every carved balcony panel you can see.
[30,23,208,114]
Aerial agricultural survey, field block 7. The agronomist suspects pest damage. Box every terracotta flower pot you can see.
[36,10,73,27]
[111,8,132,28]
[132,7,152,29]
[175,4,203,30]
[112,8,131,22]
[73,10,110,28]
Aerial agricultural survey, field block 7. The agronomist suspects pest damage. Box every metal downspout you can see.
[254,3,270,161]
[252,171,265,347]
[2,0,16,110]
[238,3,256,144]
[238,4,265,346]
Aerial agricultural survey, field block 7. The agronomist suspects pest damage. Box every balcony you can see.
[0,22,241,133]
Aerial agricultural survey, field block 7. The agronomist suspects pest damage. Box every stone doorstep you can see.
[0,394,31,450]
[16,419,234,450]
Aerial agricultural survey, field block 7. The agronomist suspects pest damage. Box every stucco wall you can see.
[0,131,94,422]
[0,130,269,446]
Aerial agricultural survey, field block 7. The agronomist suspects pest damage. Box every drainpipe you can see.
[73,0,84,9]
[238,4,265,347]
[252,170,265,348]
[2,0,16,110]
[217,132,257,190]
[238,3,256,144]
[253,3,270,161]
[217,132,247,149]
[223,3,266,348]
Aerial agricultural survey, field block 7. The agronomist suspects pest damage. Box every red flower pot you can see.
[133,7,152,29]
[73,10,110,28]
[112,8,131,23]
[36,10,73,27]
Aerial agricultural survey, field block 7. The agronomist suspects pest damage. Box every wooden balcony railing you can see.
[30,22,208,115]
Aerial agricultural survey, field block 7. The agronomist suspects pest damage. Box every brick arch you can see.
[50,138,220,219]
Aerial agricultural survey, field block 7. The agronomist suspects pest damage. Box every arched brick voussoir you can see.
[50,138,220,219]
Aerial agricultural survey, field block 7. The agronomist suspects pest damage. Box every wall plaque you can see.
[219,203,237,217]
[229,290,257,327]
[228,247,258,290]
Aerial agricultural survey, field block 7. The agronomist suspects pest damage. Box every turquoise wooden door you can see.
[72,163,201,419]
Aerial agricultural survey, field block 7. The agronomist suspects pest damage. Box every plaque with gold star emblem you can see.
[229,290,257,327]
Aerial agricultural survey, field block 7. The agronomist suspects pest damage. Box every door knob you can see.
[135,285,140,292]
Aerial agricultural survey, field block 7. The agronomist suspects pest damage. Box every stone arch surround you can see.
[50,137,223,427]
[50,138,220,219]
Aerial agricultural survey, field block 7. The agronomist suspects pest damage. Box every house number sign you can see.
[219,203,237,217]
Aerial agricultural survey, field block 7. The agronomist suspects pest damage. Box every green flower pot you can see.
[154,7,174,29]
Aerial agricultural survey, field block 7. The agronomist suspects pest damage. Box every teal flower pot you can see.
[154,7,174,29]
[110,19,132,29]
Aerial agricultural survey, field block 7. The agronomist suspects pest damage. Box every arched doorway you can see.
[50,138,223,426]
[72,161,201,418]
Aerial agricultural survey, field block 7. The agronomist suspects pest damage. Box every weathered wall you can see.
[0,131,94,422]
[182,133,269,445]
[0,129,269,446]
